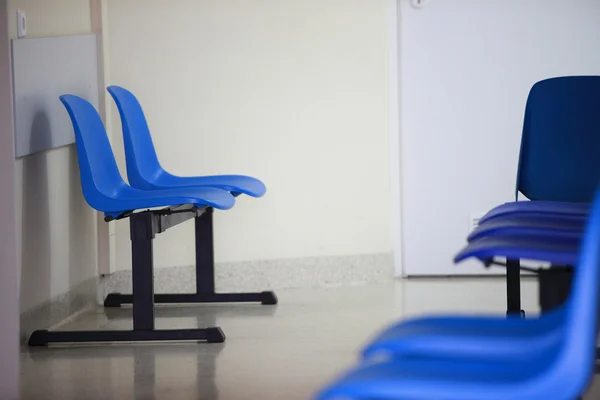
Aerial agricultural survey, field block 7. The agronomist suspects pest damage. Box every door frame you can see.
[388,0,403,277]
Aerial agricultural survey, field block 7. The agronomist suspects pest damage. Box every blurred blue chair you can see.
[463,76,600,316]
[103,85,277,309]
[315,186,600,400]
[106,85,266,197]
[361,235,580,363]
[29,94,236,346]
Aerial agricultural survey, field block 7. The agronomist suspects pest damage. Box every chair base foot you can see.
[28,327,225,346]
[104,291,278,307]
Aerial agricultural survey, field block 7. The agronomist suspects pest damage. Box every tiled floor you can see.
[21,279,600,399]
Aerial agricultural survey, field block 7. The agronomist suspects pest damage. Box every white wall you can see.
[400,0,600,275]
[9,0,98,311]
[104,0,393,270]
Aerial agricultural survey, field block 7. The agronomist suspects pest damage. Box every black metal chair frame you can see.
[29,205,277,346]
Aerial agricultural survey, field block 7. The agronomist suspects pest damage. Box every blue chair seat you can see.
[106,85,266,198]
[60,94,236,218]
[479,201,589,224]
[315,353,577,400]
[316,182,600,399]
[466,77,600,315]
[453,235,580,265]
[361,308,564,363]
[468,214,585,242]
[144,172,266,198]
[96,184,235,217]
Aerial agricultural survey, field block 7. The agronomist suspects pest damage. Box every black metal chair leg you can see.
[104,208,278,308]
[506,259,525,317]
[29,209,227,346]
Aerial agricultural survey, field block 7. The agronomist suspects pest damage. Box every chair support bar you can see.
[485,259,541,273]
[28,206,225,346]
[104,207,278,307]
[154,204,204,235]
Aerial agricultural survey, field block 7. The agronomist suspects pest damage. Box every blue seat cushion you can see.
[361,309,564,363]
[151,173,267,198]
[468,214,585,242]
[479,201,589,224]
[315,351,568,400]
[454,235,580,266]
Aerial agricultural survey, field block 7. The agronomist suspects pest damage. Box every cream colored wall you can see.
[105,0,392,270]
[9,0,98,312]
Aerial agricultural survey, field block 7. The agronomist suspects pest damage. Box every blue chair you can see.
[481,76,600,222]
[56,95,235,218]
[28,94,236,346]
[102,85,277,309]
[315,187,600,400]
[106,85,266,197]
[461,76,600,315]
[361,235,580,363]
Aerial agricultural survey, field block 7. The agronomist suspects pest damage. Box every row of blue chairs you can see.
[28,86,277,346]
[315,76,600,399]
[473,76,600,317]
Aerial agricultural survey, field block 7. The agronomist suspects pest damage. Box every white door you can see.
[400,0,600,276]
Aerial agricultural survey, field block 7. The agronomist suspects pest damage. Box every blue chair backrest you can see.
[554,184,600,392]
[516,76,600,203]
[106,85,162,190]
[60,95,127,209]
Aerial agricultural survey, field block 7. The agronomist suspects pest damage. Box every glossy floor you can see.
[21,279,600,399]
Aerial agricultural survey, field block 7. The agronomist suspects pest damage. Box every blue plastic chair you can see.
[315,187,600,400]
[60,94,236,218]
[479,202,589,224]
[360,235,579,363]
[106,85,266,197]
[460,76,600,316]
[361,307,566,364]
[453,235,580,266]
[27,94,237,347]
[478,76,600,225]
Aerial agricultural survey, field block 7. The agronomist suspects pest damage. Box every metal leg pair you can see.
[29,206,276,346]
[104,208,277,307]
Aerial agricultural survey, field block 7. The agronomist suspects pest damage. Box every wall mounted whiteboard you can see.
[11,33,99,158]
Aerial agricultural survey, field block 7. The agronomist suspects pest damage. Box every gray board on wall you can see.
[12,33,99,158]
